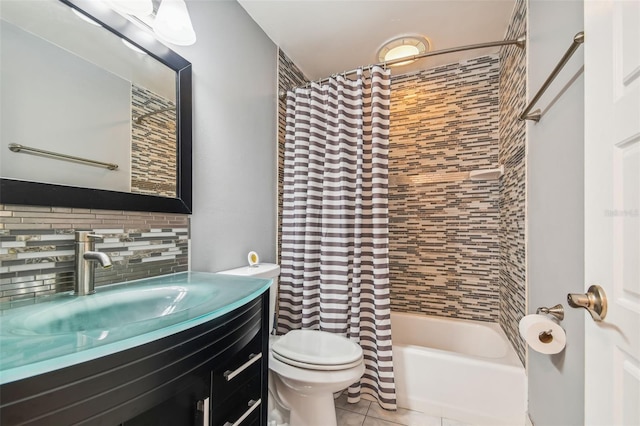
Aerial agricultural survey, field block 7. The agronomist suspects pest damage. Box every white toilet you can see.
[217,263,365,426]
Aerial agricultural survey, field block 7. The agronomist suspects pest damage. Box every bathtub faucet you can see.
[74,231,112,296]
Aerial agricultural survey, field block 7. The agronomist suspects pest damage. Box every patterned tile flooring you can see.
[335,395,475,426]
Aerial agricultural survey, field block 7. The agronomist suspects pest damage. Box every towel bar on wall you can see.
[519,32,584,122]
[8,143,119,170]
[134,107,175,124]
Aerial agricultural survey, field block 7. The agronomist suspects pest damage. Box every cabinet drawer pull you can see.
[223,398,261,426]
[196,397,209,426]
[223,353,262,382]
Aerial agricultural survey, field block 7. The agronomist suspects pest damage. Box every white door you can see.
[584,0,640,425]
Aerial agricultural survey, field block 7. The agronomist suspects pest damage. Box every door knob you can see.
[567,285,607,321]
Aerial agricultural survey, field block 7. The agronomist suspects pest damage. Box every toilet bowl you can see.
[217,264,365,426]
[269,330,365,426]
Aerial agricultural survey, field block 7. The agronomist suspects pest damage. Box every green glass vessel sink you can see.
[15,284,219,334]
[0,272,271,385]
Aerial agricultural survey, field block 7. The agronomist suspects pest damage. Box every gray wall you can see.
[527,0,585,425]
[173,0,278,272]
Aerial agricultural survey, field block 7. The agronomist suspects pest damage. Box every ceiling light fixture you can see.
[377,35,430,67]
[153,0,196,46]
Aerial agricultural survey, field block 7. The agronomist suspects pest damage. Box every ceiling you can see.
[237,0,517,81]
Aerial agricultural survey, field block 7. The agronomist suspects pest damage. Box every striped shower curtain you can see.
[278,66,396,410]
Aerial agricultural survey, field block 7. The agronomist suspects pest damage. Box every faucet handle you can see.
[74,231,107,242]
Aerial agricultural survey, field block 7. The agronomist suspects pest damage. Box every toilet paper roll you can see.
[518,314,566,355]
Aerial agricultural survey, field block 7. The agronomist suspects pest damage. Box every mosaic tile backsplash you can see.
[131,84,177,198]
[388,56,501,321]
[498,0,527,366]
[0,205,189,306]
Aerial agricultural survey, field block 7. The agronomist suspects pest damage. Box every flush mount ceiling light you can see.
[378,35,430,67]
[107,0,153,16]
[153,0,196,46]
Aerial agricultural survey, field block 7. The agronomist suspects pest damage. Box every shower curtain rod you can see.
[279,35,526,98]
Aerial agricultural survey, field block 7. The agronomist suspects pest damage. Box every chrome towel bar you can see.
[134,107,175,124]
[8,143,118,171]
[519,31,584,122]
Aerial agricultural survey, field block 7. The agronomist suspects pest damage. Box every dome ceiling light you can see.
[377,35,430,67]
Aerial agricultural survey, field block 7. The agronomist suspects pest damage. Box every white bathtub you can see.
[391,312,527,425]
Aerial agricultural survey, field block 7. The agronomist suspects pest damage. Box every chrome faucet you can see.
[74,231,112,296]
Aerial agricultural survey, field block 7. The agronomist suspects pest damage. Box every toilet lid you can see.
[271,330,363,366]
[272,351,363,371]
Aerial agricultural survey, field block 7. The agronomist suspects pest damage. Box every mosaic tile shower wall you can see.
[276,40,527,361]
[131,84,177,198]
[277,49,308,262]
[0,205,189,306]
[498,0,527,366]
[388,56,501,321]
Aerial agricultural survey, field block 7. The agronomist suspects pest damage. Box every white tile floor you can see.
[335,394,476,426]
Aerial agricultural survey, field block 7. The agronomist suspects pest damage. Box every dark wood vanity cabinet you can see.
[210,331,264,426]
[0,292,269,426]
[122,372,210,426]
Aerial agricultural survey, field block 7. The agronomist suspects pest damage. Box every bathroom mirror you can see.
[0,0,192,213]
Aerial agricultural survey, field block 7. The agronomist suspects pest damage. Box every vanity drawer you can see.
[212,332,263,399]
[211,375,262,426]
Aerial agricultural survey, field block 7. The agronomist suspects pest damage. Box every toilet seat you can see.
[269,351,364,386]
[271,330,363,370]
[272,351,363,371]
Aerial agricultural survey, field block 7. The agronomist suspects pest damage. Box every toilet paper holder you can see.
[519,310,567,354]
[536,304,564,321]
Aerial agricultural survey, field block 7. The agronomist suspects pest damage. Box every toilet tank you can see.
[217,263,280,334]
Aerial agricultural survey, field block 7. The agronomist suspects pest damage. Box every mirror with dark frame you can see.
[0,0,192,214]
